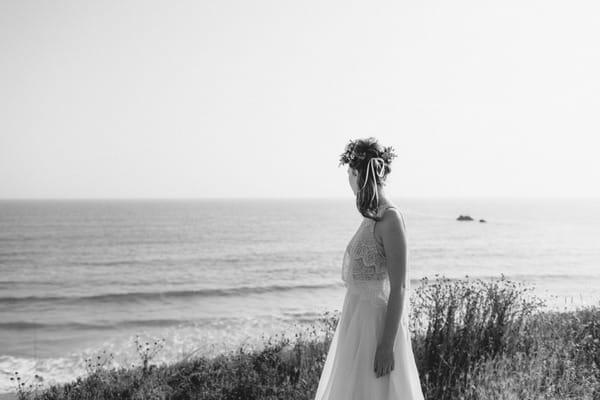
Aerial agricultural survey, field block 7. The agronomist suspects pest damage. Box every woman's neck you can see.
[375,187,392,209]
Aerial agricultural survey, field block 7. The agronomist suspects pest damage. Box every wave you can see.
[0,318,194,331]
[0,312,332,331]
[4,274,595,307]
[0,282,344,306]
[74,256,245,267]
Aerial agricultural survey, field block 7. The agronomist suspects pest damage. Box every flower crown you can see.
[338,139,397,167]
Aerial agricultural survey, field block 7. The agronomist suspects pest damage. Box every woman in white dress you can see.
[314,137,425,400]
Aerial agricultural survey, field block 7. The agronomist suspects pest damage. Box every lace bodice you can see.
[342,206,409,308]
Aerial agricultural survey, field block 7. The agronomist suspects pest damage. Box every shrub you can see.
[409,274,546,399]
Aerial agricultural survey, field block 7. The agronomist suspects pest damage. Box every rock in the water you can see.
[457,215,474,221]
[479,219,486,223]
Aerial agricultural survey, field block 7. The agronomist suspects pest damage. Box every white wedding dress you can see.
[315,206,425,400]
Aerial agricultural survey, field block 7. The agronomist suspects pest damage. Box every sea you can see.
[0,197,599,394]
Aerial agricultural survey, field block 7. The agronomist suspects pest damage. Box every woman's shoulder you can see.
[378,204,402,218]
[377,206,406,232]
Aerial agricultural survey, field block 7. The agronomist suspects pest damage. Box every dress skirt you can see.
[314,288,425,400]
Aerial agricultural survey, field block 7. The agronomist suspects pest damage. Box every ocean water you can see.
[0,197,599,393]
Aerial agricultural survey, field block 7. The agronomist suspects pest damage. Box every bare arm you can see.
[379,209,407,347]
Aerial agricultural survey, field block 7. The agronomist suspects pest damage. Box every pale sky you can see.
[1,0,599,199]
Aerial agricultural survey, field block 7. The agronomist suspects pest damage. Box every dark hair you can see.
[338,137,396,220]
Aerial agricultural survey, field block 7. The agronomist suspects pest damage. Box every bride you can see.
[314,137,425,400]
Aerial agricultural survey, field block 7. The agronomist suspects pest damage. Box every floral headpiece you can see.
[338,139,397,167]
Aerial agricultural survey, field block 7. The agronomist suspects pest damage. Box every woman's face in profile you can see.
[347,166,359,195]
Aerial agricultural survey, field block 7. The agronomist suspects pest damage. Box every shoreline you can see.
[1,276,599,399]
[1,287,599,396]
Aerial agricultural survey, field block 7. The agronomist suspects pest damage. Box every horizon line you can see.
[1,195,599,201]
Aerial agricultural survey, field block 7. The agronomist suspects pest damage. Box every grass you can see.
[8,275,600,400]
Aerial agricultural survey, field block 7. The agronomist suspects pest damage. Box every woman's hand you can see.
[373,342,394,378]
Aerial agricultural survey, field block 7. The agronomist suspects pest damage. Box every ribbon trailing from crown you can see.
[361,157,385,190]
